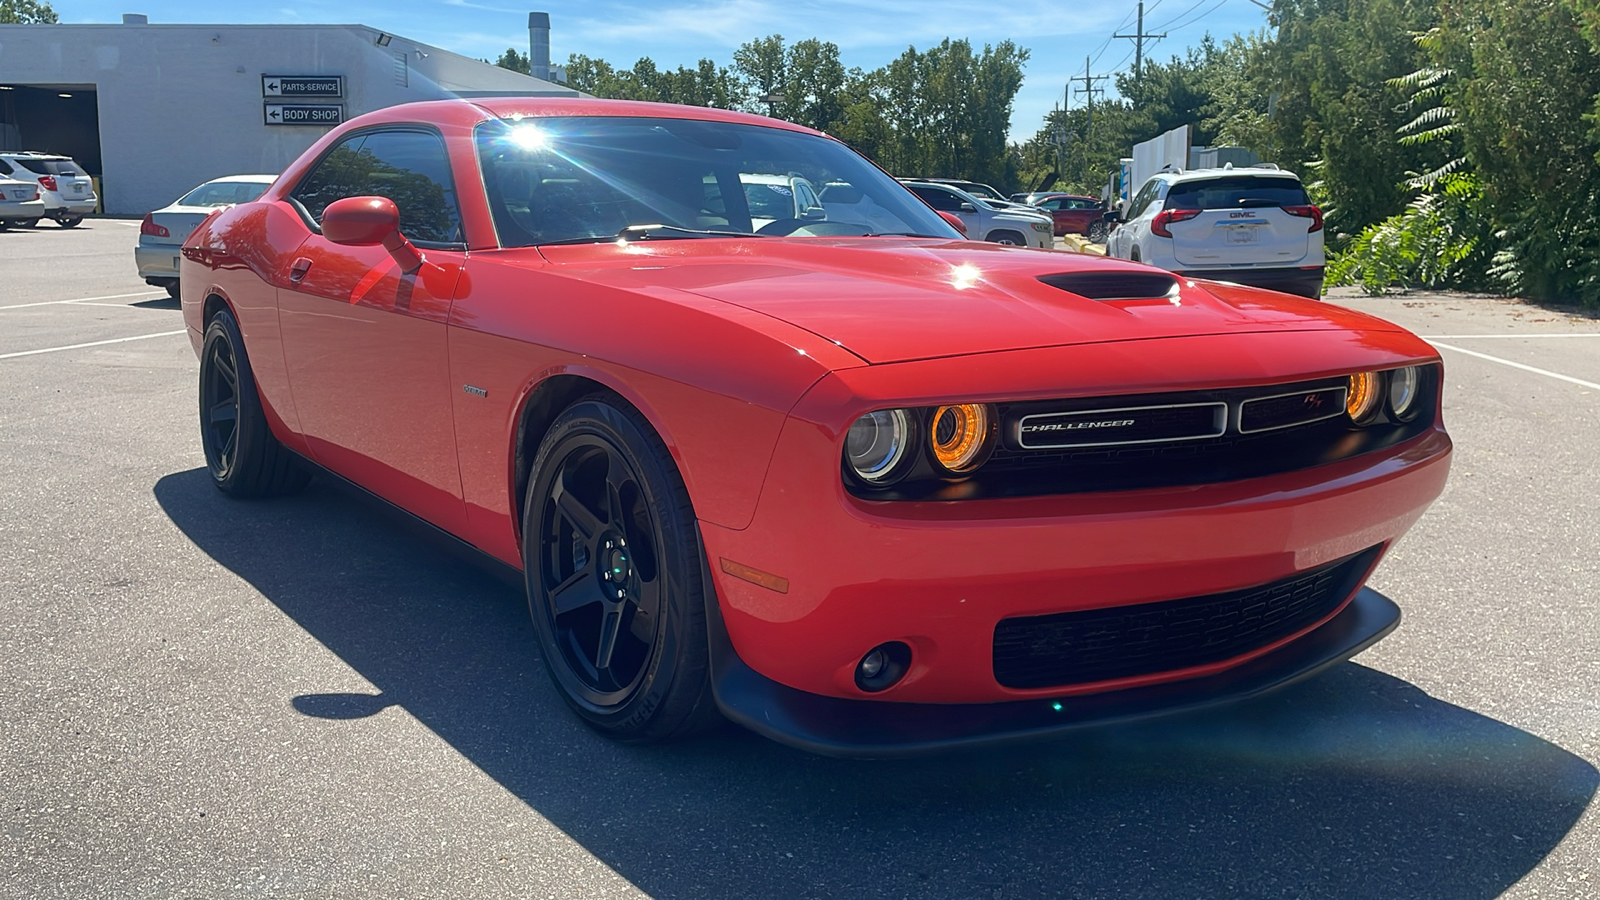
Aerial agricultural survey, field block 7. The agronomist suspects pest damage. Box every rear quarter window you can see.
[1164,176,1309,210]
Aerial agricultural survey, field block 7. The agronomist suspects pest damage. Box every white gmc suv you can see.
[1106,165,1325,298]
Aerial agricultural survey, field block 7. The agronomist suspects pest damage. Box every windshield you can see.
[960,183,1005,201]
[178,180,270,208]
[16,158,87,177]
[475,116,959,246]
[1164,176,1309,210]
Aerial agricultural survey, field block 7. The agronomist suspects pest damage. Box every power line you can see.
[1089,6,1142,68]
[1162,0,1230,32]
[1151,0,1211,31]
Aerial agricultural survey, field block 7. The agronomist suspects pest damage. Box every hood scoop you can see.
[1037,271,1179,302]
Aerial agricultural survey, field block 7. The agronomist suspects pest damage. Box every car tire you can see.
[1130,247,1142,263]
[165,283,181,301]
[18,218,38,228]
[199,308,311,498]
[56,215,83,228]
[1088,221,1108,243]
[987,230,1026,246]
[523,396,720,743]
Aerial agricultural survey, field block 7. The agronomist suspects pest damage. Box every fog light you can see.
[854,641,912,692]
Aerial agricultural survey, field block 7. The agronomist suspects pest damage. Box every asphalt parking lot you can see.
[2,223,1597,899]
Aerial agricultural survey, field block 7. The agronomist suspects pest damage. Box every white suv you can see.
[900,181,1054,249]
[1106,165,1325,298]
[0,152,98,227]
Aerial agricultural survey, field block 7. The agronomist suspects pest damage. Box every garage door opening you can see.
[0,84,103,208]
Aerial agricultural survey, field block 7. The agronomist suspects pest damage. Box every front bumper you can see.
[699,331,1450,710]
[1180,266,1325,299]
[711,585,1400,758]
[135,243,182,281]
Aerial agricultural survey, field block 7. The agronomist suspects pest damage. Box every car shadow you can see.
[154,468,1596,899]
[131,296,180,310]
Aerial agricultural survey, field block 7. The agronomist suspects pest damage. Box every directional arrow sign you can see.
[264,104,345,126]
[261,75,344,99]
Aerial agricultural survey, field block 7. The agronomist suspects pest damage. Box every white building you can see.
[0,14,580,215]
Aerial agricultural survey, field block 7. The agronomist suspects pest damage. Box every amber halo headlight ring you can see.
[844,408,914,485]
[1348,365,1431,426]
[1345,371,1383,425]
[928,403,997,474]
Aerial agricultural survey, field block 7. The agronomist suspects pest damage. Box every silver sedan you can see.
[0,176,45,228]
[136,174,276,298]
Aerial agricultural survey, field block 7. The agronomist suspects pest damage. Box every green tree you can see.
[1258,0,1440,236]
[0,0,57,23]
[1439,0,1600,304]
[492,48,531,75]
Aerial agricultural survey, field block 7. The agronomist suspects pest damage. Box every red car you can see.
[180,99,1451,757]
[1033,193,1106,238]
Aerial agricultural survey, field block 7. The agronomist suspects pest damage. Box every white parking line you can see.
[1421,333,1600,339]
[1430,341,1600,391]
[0,291,164,311]
[0,330,187,360]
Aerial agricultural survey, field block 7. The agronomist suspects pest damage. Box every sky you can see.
[60,0,1274,139]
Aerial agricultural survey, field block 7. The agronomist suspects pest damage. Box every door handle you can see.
[289,257,313,283]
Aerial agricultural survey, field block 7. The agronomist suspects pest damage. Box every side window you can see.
[1037,198,1063,211]
[291,129,463,245]
[0,159,11,176]
[912,187,959,212]
[1129,181,1160,220]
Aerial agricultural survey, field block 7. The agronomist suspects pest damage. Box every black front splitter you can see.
[709,588,1400,759]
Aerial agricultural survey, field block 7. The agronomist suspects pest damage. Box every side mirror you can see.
[321,196,424,273]
[937,211,968,236]
[958,202,976,213]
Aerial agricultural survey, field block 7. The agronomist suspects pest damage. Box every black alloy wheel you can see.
[201,329,242,483]
[524,397,718,741]
[198,309,310,497]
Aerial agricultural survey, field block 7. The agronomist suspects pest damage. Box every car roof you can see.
[1155,166,1301,184]
[336,97,825,138]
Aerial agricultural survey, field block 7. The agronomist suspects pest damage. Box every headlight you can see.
[1387,366,1422,421]
[845,409,911,483]
[1031,221,1052,232]
[929,403,995,473]
[1346,371,1382,424]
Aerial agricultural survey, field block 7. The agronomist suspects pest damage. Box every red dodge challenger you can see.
[180,98,1451,757]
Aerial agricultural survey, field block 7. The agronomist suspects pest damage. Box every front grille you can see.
[1239,385,1348,433]
[1016,402,1225,449]
[991,546,1379,689]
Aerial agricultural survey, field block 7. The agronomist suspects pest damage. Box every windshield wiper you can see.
[617,223,757,241]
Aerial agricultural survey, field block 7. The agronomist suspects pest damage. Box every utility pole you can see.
[1072,56,1107,132]
[1114,0,1166,88]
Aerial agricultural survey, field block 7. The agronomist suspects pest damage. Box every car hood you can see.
[537,238,1400,364]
